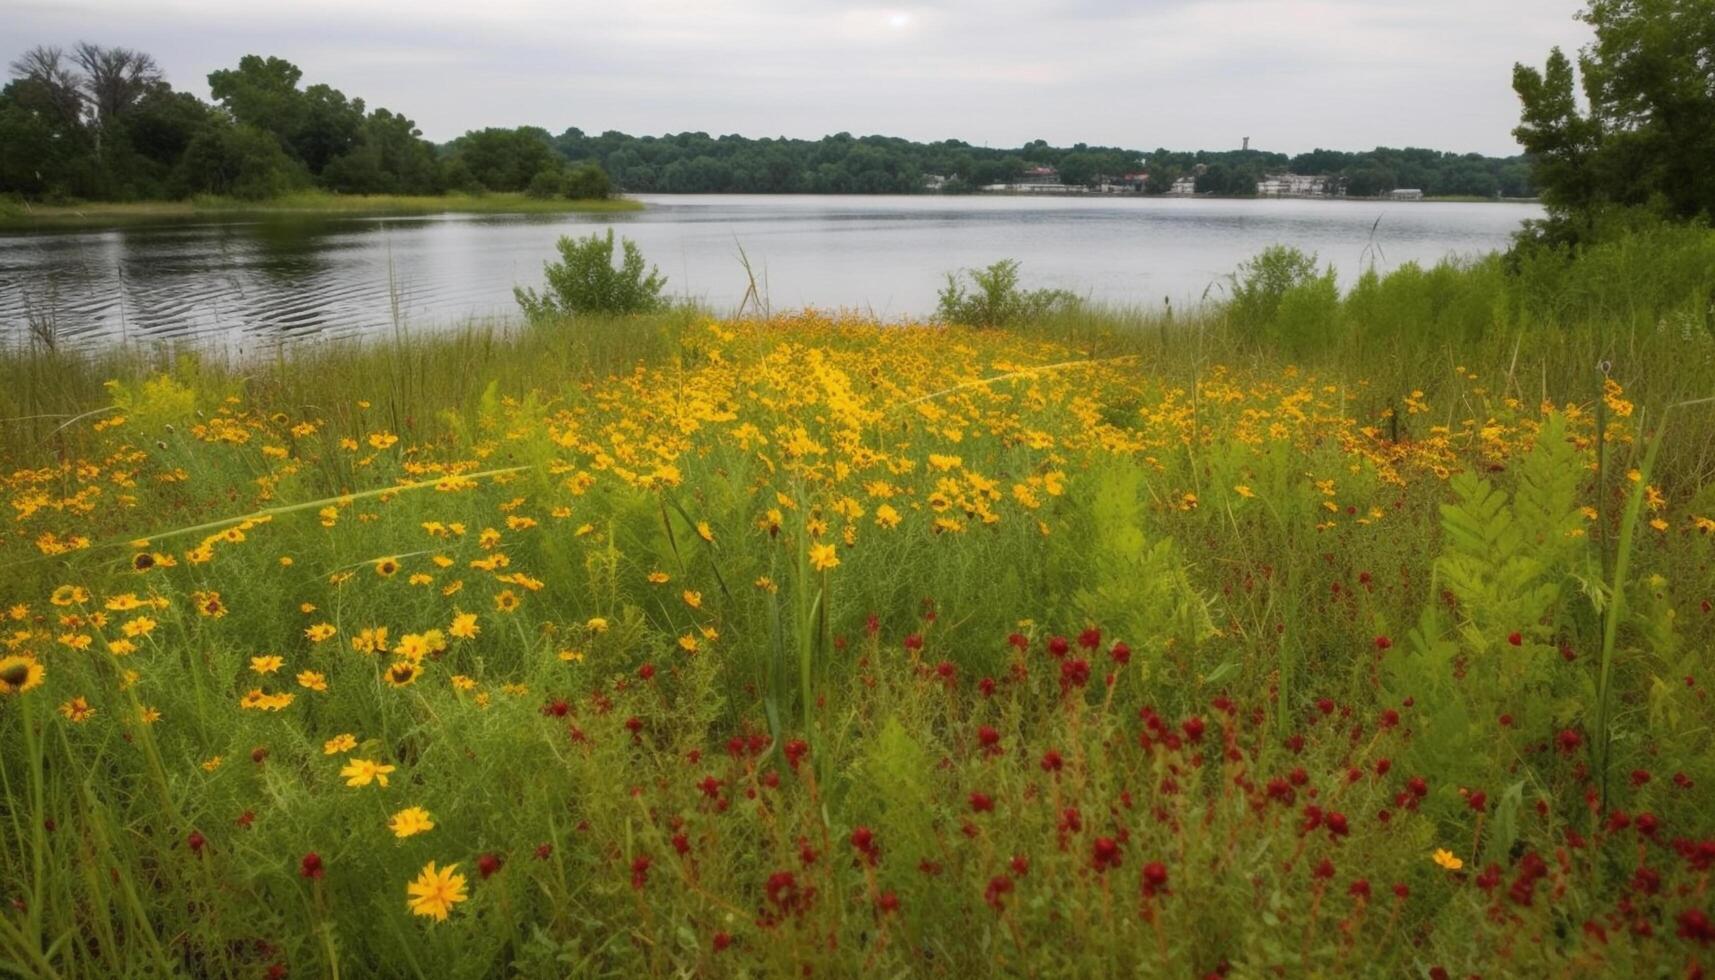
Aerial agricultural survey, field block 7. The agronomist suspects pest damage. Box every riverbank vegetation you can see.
[0,192,641,230]
[3,208,1714,974]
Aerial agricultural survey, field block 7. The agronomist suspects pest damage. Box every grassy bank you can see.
[0,191,643,230]
[2,230,1714,976]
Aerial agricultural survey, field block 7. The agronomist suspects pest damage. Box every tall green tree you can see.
[1513,0,1715,226]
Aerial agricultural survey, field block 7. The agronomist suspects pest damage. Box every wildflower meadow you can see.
[4,246,1715,978]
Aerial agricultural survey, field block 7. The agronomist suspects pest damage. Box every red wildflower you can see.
[851,826,878,866]
[1060,658,1091,692]
[1092,836,1122,872]
[299,852,323,879]
[1141,861,1169,898]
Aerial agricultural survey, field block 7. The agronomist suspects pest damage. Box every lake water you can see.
[0,194,1541,349]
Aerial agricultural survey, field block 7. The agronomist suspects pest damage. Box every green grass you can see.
[0,191,642,229]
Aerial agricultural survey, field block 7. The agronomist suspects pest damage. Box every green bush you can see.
[936,259,1081,328]
[563,163,611,201]
[1227,245,1320,332]
[524,168,566,200]
[514,228,668,321]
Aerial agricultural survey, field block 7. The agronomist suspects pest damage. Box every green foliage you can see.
[1435,444,1583,658]
[1064,465,1215,674]
[1513,0,1715,236]
[553,128,1528,197]
[514,229,668,321]
[936,259,1080,328]
[175,120,305,199]
[524,168,566,199]
[562,162,611,200]
[1226,245,1342,349]
[442,127,560,193]
[3,47,487,203]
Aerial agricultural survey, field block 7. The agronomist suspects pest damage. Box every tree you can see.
[0,80,81,197]
[1057,152,1099,187]
[176,119,303,199]
[72,43,161,132]
[208,55,305,148]
[7,46,84,130]
[1513,0,1715,227]
[444,127,559,192]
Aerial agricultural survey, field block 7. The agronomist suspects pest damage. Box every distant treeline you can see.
[1,42,1532,204]
[556,131,1536,199]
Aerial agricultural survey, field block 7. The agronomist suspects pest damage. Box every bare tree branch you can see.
[8,44,86,128]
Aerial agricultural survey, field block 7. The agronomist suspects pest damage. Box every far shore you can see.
[0,192,643,230]
[959,190,1541,204]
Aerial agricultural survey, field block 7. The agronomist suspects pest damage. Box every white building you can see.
[1385,188,1425,201]
[1256,173,1343,198]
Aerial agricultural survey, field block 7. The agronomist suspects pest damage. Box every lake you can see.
[0,194,1542,350]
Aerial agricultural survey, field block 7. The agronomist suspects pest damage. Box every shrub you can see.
[936,259,1080,328]
[524,168,566,200]
[563,163,612,201]
[1227,245,1321,334]
[514,228,668,321]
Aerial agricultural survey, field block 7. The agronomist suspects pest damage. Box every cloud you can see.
[1,0,1593,154]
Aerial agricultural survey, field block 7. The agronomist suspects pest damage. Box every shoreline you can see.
[0,192,643,231]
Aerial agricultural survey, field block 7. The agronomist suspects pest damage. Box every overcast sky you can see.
[3,0,1593,156]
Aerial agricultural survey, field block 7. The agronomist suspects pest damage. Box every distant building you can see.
[1098,172,1149,193]
[982,165,1073,193]
[921,174,949,191]
[1256,173,1345,198]
[1385,188,1425,201]
[1168,176,1198,196]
